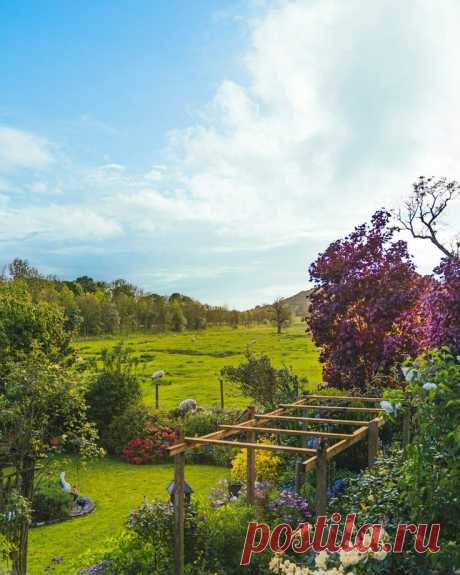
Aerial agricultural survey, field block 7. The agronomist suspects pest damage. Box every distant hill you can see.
[282,289,314,317]
[249,289,314,317]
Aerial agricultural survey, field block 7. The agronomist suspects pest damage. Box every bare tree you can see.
[271,297,291,334]
[397,176,460,258]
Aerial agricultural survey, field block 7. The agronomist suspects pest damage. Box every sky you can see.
[1,0,459,309]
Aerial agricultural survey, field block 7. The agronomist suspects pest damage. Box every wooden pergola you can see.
[168,393,386,575]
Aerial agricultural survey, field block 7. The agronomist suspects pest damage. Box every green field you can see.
[28,459,228,574]
[76,322,322,411]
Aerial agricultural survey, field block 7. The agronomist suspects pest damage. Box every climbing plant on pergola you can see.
[168,393,388,575]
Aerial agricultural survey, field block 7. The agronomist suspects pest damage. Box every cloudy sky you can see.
[1,0,459,308]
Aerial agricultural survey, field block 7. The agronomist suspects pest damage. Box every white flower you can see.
[339,549,362,567]
[380,400,393,414]
[269,556,281,573]
[422,382,437,391]
[380,400,400,415]
[401,366,417,382]
[315,550,329,570]
[372,549,388,561]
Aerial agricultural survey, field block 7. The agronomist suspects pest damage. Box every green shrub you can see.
[101,405,150,456]
[86,343,141,431]
[32,482,73,523]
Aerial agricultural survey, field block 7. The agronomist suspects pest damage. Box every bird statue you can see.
[152,370,165,380]
[59,472,71,493]
[236,406,252,422]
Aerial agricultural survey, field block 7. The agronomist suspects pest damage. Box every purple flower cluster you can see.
[269,489,311,524]
[79,560,113,575]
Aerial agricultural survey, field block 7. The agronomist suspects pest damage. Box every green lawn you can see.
[28,459,229,574]
[76,322,322,410]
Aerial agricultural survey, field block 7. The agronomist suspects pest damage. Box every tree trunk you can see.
[13,462,34,575]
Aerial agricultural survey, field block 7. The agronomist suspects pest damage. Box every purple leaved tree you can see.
[308,210,422,391]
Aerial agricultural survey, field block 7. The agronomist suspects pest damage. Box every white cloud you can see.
[0,126,53,172]
[112,0,460,266]
[0,205,122,242]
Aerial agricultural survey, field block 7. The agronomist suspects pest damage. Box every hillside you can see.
[282,289,314,317]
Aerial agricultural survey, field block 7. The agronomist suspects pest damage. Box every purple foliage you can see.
[308,210,422,390]
[424,257,460,355]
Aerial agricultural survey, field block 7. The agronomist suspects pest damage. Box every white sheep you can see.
[178,399,197,416]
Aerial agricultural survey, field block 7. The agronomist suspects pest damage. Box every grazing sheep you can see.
[178,399,197,416]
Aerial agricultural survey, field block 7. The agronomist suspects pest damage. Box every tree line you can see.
[0,259,278,336]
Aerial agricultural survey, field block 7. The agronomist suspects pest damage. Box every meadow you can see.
[26,322,322,573]
[76,322,322,411]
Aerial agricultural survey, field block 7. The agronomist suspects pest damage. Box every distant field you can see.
[76,322,322,411]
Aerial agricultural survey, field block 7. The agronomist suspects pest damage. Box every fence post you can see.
[368,419,379,467]
[246,406,256,505]
[174,427,185,575]
[315,440,327,516]
[155,383,160,410]
[219,378,225,409]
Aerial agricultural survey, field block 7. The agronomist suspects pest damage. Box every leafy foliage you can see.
[231,442,282,484]
[221,350,305,408]
[85,343,141,431]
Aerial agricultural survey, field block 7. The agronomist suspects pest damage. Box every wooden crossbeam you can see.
[183,437,316,454]
[302,416,385,469]
[168,398,308,456]
[280,404,383,414]
[301,394,384,403]
[219,424,354,440]
[255,414,371,427]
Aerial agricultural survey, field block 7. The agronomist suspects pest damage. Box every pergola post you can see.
[402,398,411,451]
[368,419,379,467]
[315,441,327,516]
[174,427,185,575]
[246,406,256,505]
[295,460,305,494]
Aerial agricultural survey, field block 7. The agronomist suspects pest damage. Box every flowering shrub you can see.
[268,490,312,526]
[231,442,282,484]
[121,425,176,464]
[268,539,389,574]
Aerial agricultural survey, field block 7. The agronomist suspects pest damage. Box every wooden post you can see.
[246,406,256,505]
[155,383,160,410]
[295,461,305,494]
[220,378,224,409]
[174,427,185,575]
[368,419,379,467]
[315,441,327,516]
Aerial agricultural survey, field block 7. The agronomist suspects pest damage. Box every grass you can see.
[28,458,229,574]
[76,322,322,410]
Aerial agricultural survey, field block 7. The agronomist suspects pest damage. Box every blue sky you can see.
[1,0,459,308]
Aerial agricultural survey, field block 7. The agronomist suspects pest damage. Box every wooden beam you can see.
[281,404,383,414]
[255,414,371,427]
[301,394,384,403]
[219,424,354,440]
[183,437,316,454]
[168,397,308,456]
